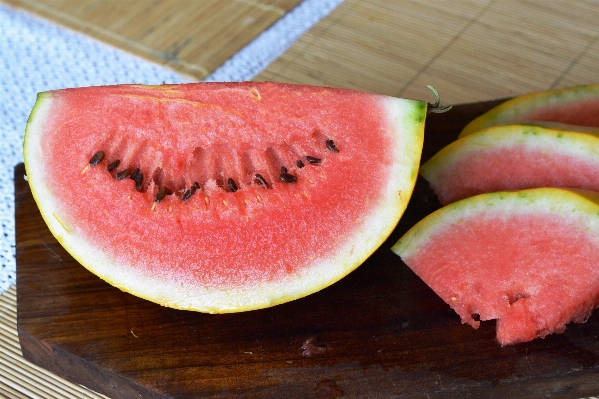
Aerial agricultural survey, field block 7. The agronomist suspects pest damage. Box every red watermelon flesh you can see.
[420,124,599,205]
[391,188,599,345]
[516,98,599,127]
[24,82,427,313]
[460,84,599,137]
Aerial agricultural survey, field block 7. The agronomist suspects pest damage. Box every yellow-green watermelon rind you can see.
[24,85,427,313]
[460,84,599,137]
[420,123,599,205]
[392,188,599,260]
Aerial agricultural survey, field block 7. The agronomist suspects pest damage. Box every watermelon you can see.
[391,188,599,345]
[460,84,599,137]
[23,82,432,313]
[420,123,599,205]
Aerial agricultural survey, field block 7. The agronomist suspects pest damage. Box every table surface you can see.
[1,0,599,398]
[5,0,599,104]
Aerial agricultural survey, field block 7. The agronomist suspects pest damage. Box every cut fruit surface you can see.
[392,188,599,345]
[24,82,427,313]
[460,84,599,137]
[420,123,599,205]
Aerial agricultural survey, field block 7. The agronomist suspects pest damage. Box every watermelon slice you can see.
[460,84,599,137]
[391,188,599,345]
[24,82,430,313]
[420,123,599,205]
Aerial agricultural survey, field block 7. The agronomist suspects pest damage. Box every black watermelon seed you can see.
[228,178,238,193]
[255,173,271,189]
[107,160,120,172]
[89,151,105,166]
[306,156,322,164]
[155,186,167,202]
[182,182,200,201]
[134,172,144,192]
[114,168,132,180]
[296,160,305,168]
[182,188,194,201]
[280,172,298,183]
[280,166,288,174]
[130,168,140,180]
[325,139,339,152]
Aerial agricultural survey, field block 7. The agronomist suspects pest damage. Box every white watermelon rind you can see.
[24,90,426,313]
[420,123,599,204]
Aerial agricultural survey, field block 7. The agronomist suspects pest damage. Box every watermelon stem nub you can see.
[426,85,452,114]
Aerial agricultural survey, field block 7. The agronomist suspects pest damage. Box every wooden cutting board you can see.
[15,100,599,399]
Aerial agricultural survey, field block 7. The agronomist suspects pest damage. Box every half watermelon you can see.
[24,82,429,313]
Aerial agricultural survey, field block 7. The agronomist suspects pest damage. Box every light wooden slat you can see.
[399,0,599,103]
[554,34,599,89]
[0,347,85,397]
[0,353,105,399]
[0,286,109,399]
[257,0,599,104]
[258,0,492,97]
[0,285,16,302]
[0,380,32,399]
[0,355,96,399]
[1,0,302,79]
[0,295,17,311]
[0,332,22,355]
[0,364,63,399]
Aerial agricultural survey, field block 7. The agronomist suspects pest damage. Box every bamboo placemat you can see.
[0,286,109,399]
[257,0,599,105]
[1,0,302,80]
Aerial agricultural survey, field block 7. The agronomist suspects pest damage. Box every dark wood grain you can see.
[15,100,599,399]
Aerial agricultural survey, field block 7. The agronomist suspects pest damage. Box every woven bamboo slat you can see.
[1,0,302,79]
[257,0,599,104]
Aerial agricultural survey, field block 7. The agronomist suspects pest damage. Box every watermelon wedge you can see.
[24,82,430,313]
[460,84,599,137]
[391,188,599,345]
[420,123,599,205]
